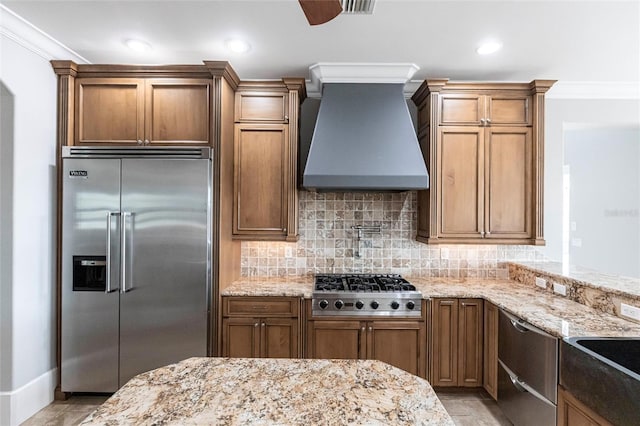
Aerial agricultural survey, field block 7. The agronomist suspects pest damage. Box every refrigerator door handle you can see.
[121,211,132,293]
[106,211,120,293]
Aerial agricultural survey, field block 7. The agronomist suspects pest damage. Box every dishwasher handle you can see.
[499,359,555,407]
[501,309,555,339]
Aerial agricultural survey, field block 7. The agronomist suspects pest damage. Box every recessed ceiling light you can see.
[125,39,152,51]
[476,41,502,55]
[225,38,251,54]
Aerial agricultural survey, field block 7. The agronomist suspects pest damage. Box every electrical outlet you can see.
[284,246,293,258]
[571,238,582,247]
[535,277,547,289]
[553,282,567,296]
[441,248,449,260]
[561,320,570,337]
[620,303,640,322]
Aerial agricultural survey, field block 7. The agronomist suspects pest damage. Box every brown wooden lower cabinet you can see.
[430,298,483,387]
[307,318,426,378]
[221,296,301,358]
[557,386,613,426]
[483,300,499,399]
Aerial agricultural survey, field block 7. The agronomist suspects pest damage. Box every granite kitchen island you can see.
[80,357,453,425]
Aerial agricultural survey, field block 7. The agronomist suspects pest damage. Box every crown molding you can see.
[0,5,89,63]
[306,62,419,97]
[546,81,640,99]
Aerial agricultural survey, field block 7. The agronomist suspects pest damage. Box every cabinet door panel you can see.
[431,299,458,386]
[234,124,288,236]
[222,318,260,357]
[483,301,499,400]
[440,95,483,125]
[308,321,362,360]
[486,127,532,238]
[262,318,299,358]
[76,78,144,145]
[438,127,484,238]
[146,79,210,145]
[487,96,531,126]
[458,299,483,387]
[368,321,426,377]
[235,92,288,122]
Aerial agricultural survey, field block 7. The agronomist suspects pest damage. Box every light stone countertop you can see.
[223,276,640,339]
[80,357,454,426]
[512,261,640,300]
[222,276,314,298]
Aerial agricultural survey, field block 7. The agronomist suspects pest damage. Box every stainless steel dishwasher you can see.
[497,309,558,426]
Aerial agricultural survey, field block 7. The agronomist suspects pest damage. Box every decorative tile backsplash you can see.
[241,191,546,277]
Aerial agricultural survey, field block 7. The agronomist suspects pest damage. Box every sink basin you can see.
[561,337,640,426]
[573,338,640,376]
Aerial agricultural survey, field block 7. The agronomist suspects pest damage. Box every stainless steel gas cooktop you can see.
[311,274,422,317]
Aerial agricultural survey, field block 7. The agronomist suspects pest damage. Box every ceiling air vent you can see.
[341,0,375,14]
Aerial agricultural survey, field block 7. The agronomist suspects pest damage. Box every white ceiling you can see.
[2,0,639,85]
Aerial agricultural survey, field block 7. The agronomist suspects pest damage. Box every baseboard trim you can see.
[0,367,57,426]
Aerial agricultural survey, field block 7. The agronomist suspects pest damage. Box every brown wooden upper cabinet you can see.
[439,93,531,127]
[412,79,555,245]
[232,80,306,241]
[75,78,211,145]
[235,92,289,122]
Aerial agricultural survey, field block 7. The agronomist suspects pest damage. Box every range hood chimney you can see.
[303,63,428,192]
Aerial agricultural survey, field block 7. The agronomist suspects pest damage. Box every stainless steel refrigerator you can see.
[61,146,212,392]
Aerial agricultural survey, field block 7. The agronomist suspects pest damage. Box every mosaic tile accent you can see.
[241,191,546,278]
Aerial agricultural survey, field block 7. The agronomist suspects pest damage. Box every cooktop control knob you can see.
[370,301,379,309]
[390,301,400,310]
[406,301,415,310]
[335,300,344,309]
[319,300,329,309]
[355,300,364,309]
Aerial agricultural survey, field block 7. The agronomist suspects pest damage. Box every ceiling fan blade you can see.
[298,0,343,26]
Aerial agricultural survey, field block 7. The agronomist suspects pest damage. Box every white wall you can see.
[0,5,86,425]
[542,98,640,271]
[565,126,639,278]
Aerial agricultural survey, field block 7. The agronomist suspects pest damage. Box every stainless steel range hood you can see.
[303,83,428,191]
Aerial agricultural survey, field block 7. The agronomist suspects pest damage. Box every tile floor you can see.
[21,389,511,425]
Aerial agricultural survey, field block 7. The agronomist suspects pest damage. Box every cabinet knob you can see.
[481,231,486,237]
[480,118,486,126]
[486,231,491,236]
[368,326,372,331]
[254,323,259,327]
[261,322,266,327]
[144,139,150,145]
[137,139,143,145]
[361,327,365,332]
[284,115,289,121]
[486,118,492,125]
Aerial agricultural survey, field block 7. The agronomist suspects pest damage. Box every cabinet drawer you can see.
[235,92,288,122]
[223,297,299,317]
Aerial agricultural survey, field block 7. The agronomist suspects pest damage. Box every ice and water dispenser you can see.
[72,256,107,291]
